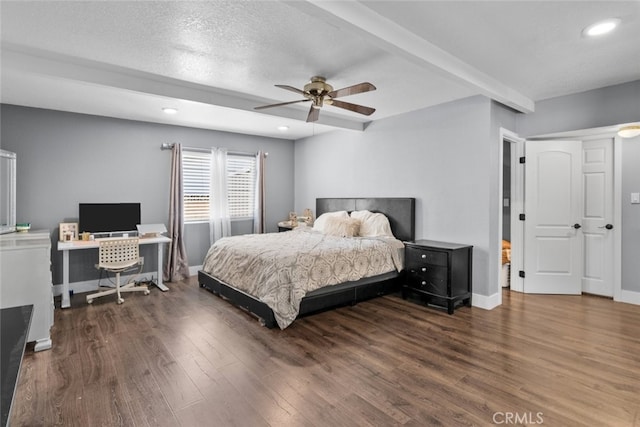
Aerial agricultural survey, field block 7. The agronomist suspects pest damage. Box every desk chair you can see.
[86,237,149,304]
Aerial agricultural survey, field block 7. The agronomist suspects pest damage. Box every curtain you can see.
[253,151,266,234]
[164,143,190,282]
[209,147,231,245]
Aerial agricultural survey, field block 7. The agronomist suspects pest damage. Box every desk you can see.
[1,305,33,427]
[57,236,171,309]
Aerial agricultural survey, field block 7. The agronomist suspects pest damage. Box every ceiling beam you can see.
[1,44,367,132]
[288,0,534,113]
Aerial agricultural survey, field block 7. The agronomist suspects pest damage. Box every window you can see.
[182,151,211,222]
[226,155,256,218]
[182,150,256,223]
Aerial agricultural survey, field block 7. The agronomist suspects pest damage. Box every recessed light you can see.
[583,18,620,37]
[277,126,289,131]
[162,107,178,115]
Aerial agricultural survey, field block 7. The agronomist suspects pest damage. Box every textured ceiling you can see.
[1,1,638,140]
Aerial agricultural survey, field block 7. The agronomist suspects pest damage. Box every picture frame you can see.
[59,222,79,242]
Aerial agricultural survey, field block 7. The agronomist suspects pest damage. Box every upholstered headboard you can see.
[316,198,415,242]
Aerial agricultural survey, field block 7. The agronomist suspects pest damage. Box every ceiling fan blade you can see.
[306,105,320,122]
[327,82,376,99]
[254,99,310,110]
[275,84,307,96]
[330,99,375,116]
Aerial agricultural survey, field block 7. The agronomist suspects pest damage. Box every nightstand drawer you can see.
[405,247,448,267]
[407,265,447,281]
[407,273,447,295]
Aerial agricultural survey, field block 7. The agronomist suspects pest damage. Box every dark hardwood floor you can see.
[11,277,640,426]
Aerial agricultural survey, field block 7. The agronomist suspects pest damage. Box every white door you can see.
[524,140,582,294]
[581,138,614,296]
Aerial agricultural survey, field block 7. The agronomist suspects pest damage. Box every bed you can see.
[198,197,415,328]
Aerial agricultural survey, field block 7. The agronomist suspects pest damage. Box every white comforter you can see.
[202,227,404,329]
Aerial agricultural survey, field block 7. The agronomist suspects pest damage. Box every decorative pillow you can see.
[350,210,395,238]
[313,211,349,233]
[323,216,361,237]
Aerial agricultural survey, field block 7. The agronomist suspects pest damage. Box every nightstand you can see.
[277,221,294,232]
[403,240,472,314]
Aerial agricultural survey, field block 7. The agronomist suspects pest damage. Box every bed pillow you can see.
[323,216,361,237]
[313,210,349,233]
[350,210,395,238]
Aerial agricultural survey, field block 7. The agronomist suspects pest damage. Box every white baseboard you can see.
[190,265,202,276]
[470,289,640,309]
[616,289,640,306]
[472,291,501,310]
[53,268,201,296]
[52,272,157,297]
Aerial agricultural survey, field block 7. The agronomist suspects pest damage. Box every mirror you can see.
[0,150,16,234]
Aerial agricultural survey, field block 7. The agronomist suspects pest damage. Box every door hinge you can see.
[519,271,525,278]
[519,213,525,221]
[519,156,526,164]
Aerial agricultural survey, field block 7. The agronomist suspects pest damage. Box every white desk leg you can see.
[155,243,169,292]
[61,249,71,308]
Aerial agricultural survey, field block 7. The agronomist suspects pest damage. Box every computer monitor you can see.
[79,203,141,233]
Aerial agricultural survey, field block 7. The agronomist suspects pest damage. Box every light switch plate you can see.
[631,193,640,204]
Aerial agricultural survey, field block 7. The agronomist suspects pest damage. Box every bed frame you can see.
[198,197,415,328]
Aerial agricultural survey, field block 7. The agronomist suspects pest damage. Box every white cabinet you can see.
[0,230,54,351]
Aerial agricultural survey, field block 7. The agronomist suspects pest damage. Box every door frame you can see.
[497,128,621,300]
[499,128,525,293]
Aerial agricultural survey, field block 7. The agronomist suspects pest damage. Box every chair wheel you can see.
[87,299,93,304]
[117,298,124,304]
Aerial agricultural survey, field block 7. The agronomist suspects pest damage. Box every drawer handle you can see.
[421,254,427,259]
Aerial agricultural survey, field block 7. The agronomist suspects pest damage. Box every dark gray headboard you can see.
[316,198,415,242]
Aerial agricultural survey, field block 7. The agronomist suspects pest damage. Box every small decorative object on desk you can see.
[16,223,31,232]
[59,222,78,242]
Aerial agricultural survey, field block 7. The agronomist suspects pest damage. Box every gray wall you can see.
[0,105,294,284]
[502,141,511,241]
[516,80,640,138]
[295,96,514,298]
[620,135,640,293]
[516,79,640,293]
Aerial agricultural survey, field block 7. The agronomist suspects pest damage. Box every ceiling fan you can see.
[254,76,376,123]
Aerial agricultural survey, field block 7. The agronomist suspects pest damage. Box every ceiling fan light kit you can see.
[255,76,376,123]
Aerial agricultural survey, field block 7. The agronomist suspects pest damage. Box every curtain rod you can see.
[160,143,267,157]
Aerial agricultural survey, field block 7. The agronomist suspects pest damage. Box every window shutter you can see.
[182,151,211,222]
[227,155,256,218]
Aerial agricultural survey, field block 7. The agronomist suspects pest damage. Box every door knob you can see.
[598,224,614,230]
[573,223,582,229]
